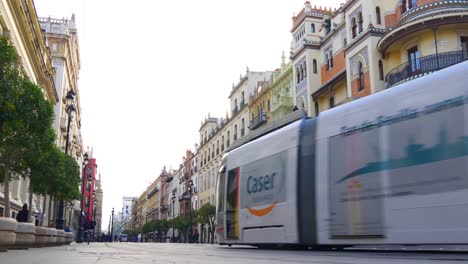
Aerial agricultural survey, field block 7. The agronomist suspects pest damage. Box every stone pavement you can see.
[1,242,467,264]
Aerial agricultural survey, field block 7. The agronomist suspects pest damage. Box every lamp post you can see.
[77,152,89,243]
[57,90,76,230]
[188,180,194,243]
[111,208,115,242]
[171,193,175,242]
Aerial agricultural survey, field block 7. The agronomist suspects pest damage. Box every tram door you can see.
[226,168,240,240]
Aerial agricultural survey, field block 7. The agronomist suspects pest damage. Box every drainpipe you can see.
[432,27,440,69]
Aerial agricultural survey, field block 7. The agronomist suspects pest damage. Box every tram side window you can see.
[217,166,226,213]
[226,169,238,211]
[226,168,239,239]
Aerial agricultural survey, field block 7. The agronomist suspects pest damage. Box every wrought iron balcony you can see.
[249,112,267,130]
[385,50,468,87]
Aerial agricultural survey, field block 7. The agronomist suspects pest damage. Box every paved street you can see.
[1,243,468,264]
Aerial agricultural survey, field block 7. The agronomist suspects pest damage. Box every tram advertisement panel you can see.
[239,151,288,215]
[329,95,468,238]
[329,128,384,238]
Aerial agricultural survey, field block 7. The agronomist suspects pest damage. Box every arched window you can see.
[325,53,329,71]
[378,60,384,81]
[376,7,381,25]
[313,59,317,73]
[303,62,307,78]
[358,62,364,91]
[311,23,315,33]
[358,12,363,33]
[351,18,357,38]
[329,51,334,69]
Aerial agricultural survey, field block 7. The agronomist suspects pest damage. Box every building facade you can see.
[94,173,103,236]
[270,53,295,121]
[0,0,58,220]
[291,0,468,117]
[248,79,273,131]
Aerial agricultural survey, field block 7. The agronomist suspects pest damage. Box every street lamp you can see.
[171,193,175,242]
[57,90,76,230]
[76,152,89,243]
[188,180,194,243]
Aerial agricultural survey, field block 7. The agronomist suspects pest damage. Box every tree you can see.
[160,219,170,242]
[0,36,55,217]
[171,216,190,242]
[197,203,216,244]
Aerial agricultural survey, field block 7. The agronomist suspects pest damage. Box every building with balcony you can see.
[378,0,468,87]
[290,0,468,117]
[145,177,161,222]
[248,80,272,131]
[271,52,295,121]
[0,0,58,220]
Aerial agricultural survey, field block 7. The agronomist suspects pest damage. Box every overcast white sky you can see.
[34,0,343,231]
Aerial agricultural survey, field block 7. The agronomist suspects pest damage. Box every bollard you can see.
[56,230,65,245]
[34,226,48,248]
[12,222,35,249]
[0,218,17,252]
[65,232,74,245]
[46,228,57,246]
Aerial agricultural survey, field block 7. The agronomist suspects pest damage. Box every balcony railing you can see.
[272,96,294,112]
[232,106,239,116]
[249,112,267,130]
[386,50,468,87]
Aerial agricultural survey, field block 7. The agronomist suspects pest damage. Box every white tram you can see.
[215,61,468,247]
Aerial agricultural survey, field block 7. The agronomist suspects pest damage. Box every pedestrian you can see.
[193,229,199,243]
[16,204,29,223]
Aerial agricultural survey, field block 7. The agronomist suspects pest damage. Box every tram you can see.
[215,61,468,248]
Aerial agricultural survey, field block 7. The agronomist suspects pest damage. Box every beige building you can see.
[94,173,103,236]
[291,0,468,116]
[0,0,58,220]
[39,15,85,229]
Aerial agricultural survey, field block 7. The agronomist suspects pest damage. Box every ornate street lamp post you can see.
[57,90,76,230]
[77,152,89,243]
[188,180,194,243]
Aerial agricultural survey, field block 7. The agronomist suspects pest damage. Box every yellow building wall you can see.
[383,24,468,76]
[316,80,347,113]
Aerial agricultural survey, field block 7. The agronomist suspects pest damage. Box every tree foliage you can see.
[196,203,216,243]
[0,35,80,217]
[0,36,56,217]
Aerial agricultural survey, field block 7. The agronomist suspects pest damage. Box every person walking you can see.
[16,204,29,223]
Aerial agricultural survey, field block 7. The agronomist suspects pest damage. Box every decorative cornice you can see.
[7,0,58,103]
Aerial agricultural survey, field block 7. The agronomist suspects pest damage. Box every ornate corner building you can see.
[290,0,468,117]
